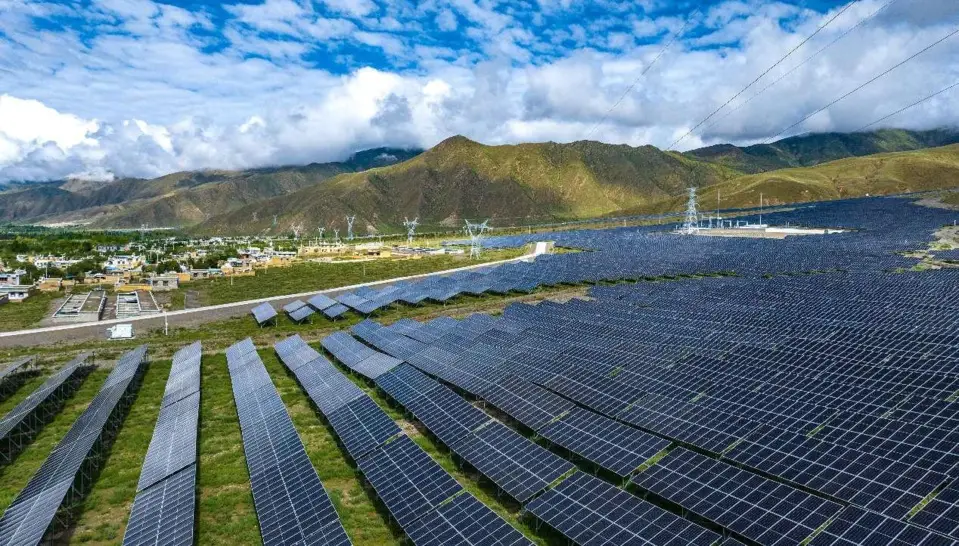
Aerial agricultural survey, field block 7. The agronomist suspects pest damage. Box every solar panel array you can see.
[328,336,574,504]
[123,342,202,546]
[226,338,351,546]
[0,345,148,546]
[350,255,959,545]
[274,334,532,545]
[0,353,92,464]
[356,319,670,479]
[251,302,277,325]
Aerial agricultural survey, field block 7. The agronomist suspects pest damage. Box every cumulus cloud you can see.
[1,0,958,182]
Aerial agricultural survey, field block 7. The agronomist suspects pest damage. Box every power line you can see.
[584,8,702,141]
[666,1,859,150]
[696,0,900,139]
[854,80,959,133]
[761,25,959,143]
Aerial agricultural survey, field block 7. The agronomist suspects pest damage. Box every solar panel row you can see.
[0,353,92,464]
[0,345,148,546]
[122,342,203,546]
[226,338,351,546]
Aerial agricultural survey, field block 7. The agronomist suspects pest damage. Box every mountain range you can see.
[2,128,958,233]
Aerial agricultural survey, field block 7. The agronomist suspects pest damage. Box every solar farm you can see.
[0,195,958,545]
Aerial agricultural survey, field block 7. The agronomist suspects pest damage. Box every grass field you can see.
[162,249,525,310]
[0,292,59,332]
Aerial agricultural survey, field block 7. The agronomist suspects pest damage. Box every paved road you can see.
[0,254,536,348]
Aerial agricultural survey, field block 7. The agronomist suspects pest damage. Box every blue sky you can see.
[1,0,958,181]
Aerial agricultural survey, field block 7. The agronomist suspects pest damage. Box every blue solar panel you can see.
[526,472,720,545]
[251,303,277,325]
[405,492,532,546]
[539,407,670,477]
[456,421,573,502]
[356,435,462,529]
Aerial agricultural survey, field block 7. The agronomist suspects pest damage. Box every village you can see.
[0,234,466,325]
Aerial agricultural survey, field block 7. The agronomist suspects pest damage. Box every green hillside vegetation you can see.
[683,128,959,174]
[642,144,959,214]
[193,136,740,234]
[0,148,421,228]
[3,129,958,232]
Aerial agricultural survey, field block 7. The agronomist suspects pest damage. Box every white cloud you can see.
[323,0,377,18]
[0,0,958,183]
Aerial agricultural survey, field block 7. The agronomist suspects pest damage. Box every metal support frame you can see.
[41,361,147,544]
[0,365,94,466]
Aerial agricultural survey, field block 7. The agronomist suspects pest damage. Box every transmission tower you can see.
[403,217,419,245]
[680,187,699,235]
[332,228,340,243]
[465,219,491,258]
[346,215,356,241]
[317,226,325,239]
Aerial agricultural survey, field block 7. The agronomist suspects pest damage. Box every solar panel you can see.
[295,361,366,415]
[251,303,277,325]
[136,391,200,492]
[809,506,955,546]
[308,293,338,311]
[323,303,350,319]
[389,318,423,336]
[321,332,376,367]
[538,407,670,477]
[326,396,401,461]
[351,352,402,380]
[726,427,945,519]
[162,343,201,408]
[283,300,307,314]
[289,305,316,323]
[632,448,842,545]
[456,421,573,502]
[374,363,442,407]
[357,435,462,529]
[478,374,575,430]
[911,480,959,540]
[336,292,372,312]
[0,356,33,382]
[122,464,196,546]
[405,492,532,546]
[402,385,490,449]
[526,472,720,546]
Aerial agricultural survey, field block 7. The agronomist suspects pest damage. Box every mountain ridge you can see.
[3,129,958,230]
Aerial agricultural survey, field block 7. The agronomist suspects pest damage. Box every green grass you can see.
[69,362,170,543]
[195,354,260,545]
[165,250,525,309]
[0,291,59,332]
[0,368,110,514]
